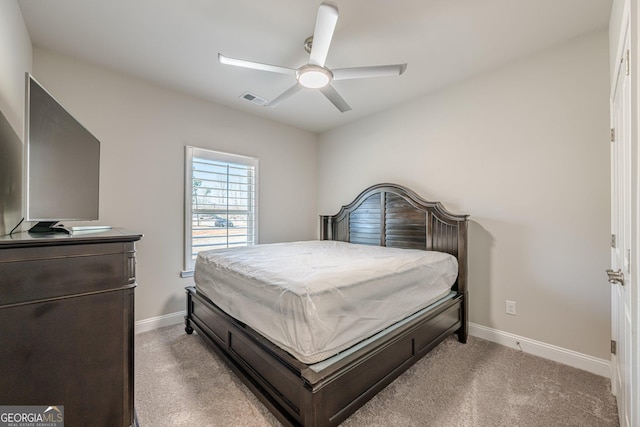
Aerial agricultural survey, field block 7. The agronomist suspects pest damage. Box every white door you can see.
[609,17,633,427]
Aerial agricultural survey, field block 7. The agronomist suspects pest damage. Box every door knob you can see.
[606,268,625,286]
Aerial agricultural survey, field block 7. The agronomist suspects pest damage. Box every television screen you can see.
[25,74,100,233]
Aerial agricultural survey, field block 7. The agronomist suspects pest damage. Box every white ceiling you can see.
[18,0,612,134]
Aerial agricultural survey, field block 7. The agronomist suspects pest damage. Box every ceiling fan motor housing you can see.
[304,36,314,54]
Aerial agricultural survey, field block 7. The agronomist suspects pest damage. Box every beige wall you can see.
[318,31,611,359]
[32,49,318,321]
[0,0,31,136]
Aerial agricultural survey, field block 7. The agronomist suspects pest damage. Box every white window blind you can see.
[184,146,258,272]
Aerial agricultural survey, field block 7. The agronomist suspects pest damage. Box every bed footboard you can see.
[185,286,464,427]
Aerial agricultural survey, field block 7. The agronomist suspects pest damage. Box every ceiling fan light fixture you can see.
[297,65,333,89]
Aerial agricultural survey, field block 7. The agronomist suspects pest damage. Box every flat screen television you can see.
[24,73,100,234]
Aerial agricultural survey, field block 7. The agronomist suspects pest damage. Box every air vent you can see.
[240,92,267,106]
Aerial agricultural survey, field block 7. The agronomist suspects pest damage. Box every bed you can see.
[185,183,469,426]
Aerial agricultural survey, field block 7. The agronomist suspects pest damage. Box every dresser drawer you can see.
[0,241,136,307]
[0,253,128,306]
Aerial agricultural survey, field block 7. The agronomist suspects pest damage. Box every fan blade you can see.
[218,54,296,75]
[332,64,407,80]
[265,84,303,108]
[309,2,339,67]
[319,84,351,112]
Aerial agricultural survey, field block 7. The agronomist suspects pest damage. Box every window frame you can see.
[183,146,259,274]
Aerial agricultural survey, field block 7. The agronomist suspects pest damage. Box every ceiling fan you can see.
[218,1,407,113]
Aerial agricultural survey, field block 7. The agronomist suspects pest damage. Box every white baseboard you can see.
[135,311,185,334]
[133,314,610,377]
[469,322,610,378]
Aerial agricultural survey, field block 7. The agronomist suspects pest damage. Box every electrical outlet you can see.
[506,300,517,316]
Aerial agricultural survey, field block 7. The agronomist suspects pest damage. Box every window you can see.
[183,146,258,272]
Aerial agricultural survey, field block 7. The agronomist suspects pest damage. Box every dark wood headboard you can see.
[319,183,469,294]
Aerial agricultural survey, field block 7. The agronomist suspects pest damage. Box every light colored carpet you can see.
[135,325,618,426]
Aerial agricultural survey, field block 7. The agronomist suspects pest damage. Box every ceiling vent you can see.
[240,92,267,106]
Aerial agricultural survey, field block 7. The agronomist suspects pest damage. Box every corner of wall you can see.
[0,0,33,137]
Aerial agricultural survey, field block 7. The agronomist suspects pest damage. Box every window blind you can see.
[184,146,258,271]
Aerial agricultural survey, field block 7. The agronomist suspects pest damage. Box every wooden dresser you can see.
[0,229,142,427]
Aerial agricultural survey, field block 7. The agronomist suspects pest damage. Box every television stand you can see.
[28,221,71,234]
[0,229,142,427]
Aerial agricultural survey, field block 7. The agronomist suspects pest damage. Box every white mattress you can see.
[194,240,458,363]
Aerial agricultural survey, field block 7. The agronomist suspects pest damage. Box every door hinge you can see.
[611,340,617,355]
[611,128,615,142]
[611,234,616,248]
